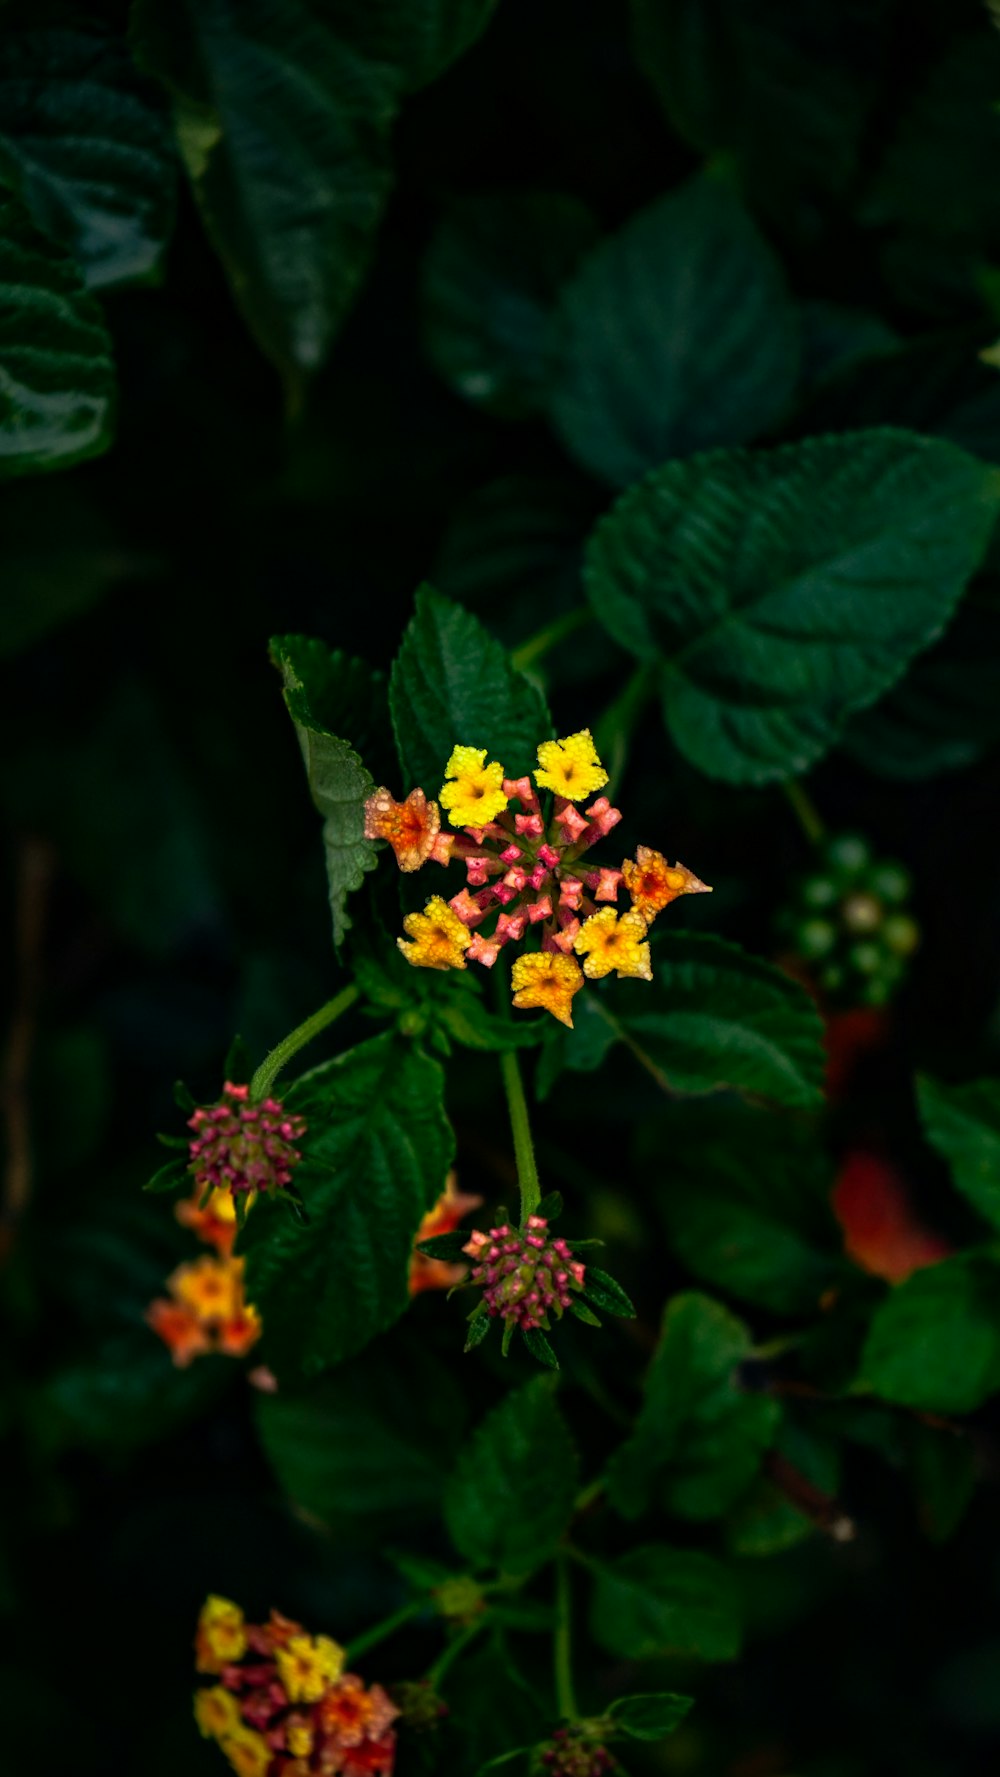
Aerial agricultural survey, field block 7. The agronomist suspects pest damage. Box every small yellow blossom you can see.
[534,729,608,801]
[398,896,472,971]
[286,1717,315,1758]
[219,1725,272,1777]
[194,1686,242,1741]
[276,1632,346,1704]
[170,1254,244,1323]
[511,951,585,1027]
[622,847,712,925]
[195,1595,247,1673]
[574,907,652,981]
[439,745,508,828]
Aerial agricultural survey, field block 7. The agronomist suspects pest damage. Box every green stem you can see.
[344,1598,425,1664]
[593,662,657,797]
[500,1047,542,1225]
[573,1476,606,1515]
[511,607,592,674]
[249,984,359,1102]
[553,1555,578,1722]
[782,778,826,847]
[427,1618,486,1687]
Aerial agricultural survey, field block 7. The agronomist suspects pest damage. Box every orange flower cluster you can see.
[409,1172,483,1295]
[194,1596,398,1777]
[147,1182,261,1367]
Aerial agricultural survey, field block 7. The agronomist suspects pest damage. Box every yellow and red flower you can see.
[410,1172,484,1294]
[148,1255,261,1368]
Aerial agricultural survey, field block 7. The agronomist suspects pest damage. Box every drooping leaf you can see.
[608,1692,694,1741]
[390,584,550,789]
[444,1375,579,1574]
[607,1293,780,1521]
[0,26,176,288]
[916,1075,1000,1232]
[0,193,115,477]
[860,1256,1000,1415]
[423,190,599,417]
[584,430,1000,784]
[271,635,383,945]
[589,1544,741,1662]
[239,1034,453,1375]
[549,175,798,489]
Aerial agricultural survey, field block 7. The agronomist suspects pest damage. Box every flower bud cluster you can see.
[189,1081,307,1198]
[463,1215,585,1332]
[537,1726,617,1776]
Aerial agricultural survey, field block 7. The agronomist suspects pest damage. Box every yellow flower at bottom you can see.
[398,896,472,971]
[286,1717,315,1759]
[219,1726,272,1777]
[511,951,584,1027]
[534,729,608,801]
[194,1686,242,1741]
[574,907,652,981]
[195,1595,247,1672]
[439,745,508,828]
[276,1632,345,1704]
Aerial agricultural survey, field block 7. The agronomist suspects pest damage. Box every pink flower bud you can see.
[449,888,487,927]
[527,895,552,923]
[467,933,502,967]
[538,843,560,867]
[515,812,545,838]
[553,803,589,842]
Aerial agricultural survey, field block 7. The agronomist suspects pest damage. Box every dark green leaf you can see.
[589,1544,741,1662]
[607,1293,780,1520]
[916,1074,1000,1232]
[416,1230,470,1261]
[444,1375,578,1573]
[725,1416,843,1557]
[904,1420,975,1545]
[861,1256,1000,1414]
[240,1033,453,1375]
[143,1160,186,1195]
[536,992,618,1100]
[609,1692,694,1741]
[521,1327,559,1368]
[389,584,550,789]
[865,35,1000,245]
[337,0,500,91]
[583,1268,635,1318]
[0,26,176,288]
[423,190,598,417]
[549,175,798,488]
[271,635,381,945]
[536,1192,563,1221]
[0,193,115,477]
[434,976,546,1052]
[791,338,1000,465]
[584,431,1000,785]
[465,1311,492,1352]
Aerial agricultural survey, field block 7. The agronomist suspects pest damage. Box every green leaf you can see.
[143,1160,186,1195]
[521,1327,558,1368]
[255,1336,467,1533]
[444,1375,579,1574]
[584,430,1000,785]
[536,992,618,1100]
[590,934,827,1109]
[860,1256,1000,1414]
[0,26,176,288]
[904,1419,975,1545]
[609,1692,694,1741]
[582,1268,635,1319]
[271,636,382,946]
[239,1033,453,1376]
[916,1075,1000,1232]
[607,1293,780,1521]
[864,35,1000,246]
[337,0,500,91]
[433,975,546,1052]
[725,1418,842,1557]
[0,193,115,477]
[589,1545,741,1662]
[549,174,798,489]
[423,190,598,418]
[415,1230,470,1261]
[649,1101,842,1314]
[389,584,551,789]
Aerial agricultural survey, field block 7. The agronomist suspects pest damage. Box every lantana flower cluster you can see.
[365,729,709,1027]
[147,1181,261,1367]
[194,1596,398,1777]
[188,1081,307,1202]
[463,1214,585,1332]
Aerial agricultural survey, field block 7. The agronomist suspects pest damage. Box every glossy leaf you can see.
[916,1075,1000,1232]
[240,1033,453,1375]
[444,1375,579,1573]
[860,1256,1000,1414]
[585,430,1000,784]
[589,1544,741,1662]
[549,175,798,488]
[609,1692,694,1741]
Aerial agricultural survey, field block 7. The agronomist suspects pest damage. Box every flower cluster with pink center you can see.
[539,1727,617,1777]
[188,1081,307,1199]
[462,1214,585,1332]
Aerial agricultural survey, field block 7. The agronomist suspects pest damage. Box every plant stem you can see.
[782,777,826,846]
[573,1476,606,1515]
[344,1598,425,1664]
[249,983,360,1102]
[511,606,592,674]
[427,1618,486,1687]
[553,1555,578,1722]
[500,1047,542,1225]
[593,662,656,797]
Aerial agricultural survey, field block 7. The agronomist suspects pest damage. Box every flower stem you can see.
[511,606,592,674]
[344,1598,425,1664]
[249,984,359,1102]
[593,662,656,797]
[782,777,826,846]
[500,1047,542,1225]
[553,1554,578,1722]
[427,1618,486,1687]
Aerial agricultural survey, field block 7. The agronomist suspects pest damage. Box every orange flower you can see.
[832,1151,951,1284]
[318,1675,399,1749]
[146,1298,213,1368]
[149,1256,261,1367]
[622,846,711,924]
[176,1181,238,1254]
[410,1172,483,1295]
[364,786,442,872]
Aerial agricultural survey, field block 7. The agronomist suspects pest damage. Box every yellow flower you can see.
[398,896,472,971]
[276,1632,346,1704]
[170,1254,244,1324]
[511,951,585,1028]
[219,1726,272,1777]
[534,729,608,801]
[194,1685,242,1741]
[622,847,712,924]
[195,1595,247,1672]
[286,1717,315,1758]
[574,907,652,981]
[439,745,508,828]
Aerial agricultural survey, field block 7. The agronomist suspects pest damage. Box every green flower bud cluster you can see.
[777,832,919,1007]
